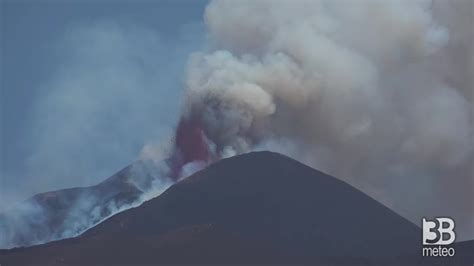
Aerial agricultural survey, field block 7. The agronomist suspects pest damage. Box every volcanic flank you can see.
[2,152,472,265]
[0,116,215,249]
[0,161,165,249]
[0,115,219,249]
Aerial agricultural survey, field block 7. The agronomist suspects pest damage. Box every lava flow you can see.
[168,116,213,181]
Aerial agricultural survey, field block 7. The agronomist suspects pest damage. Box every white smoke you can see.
[183,0,473,239]
[0,159,173,249]
[1,0,472,248]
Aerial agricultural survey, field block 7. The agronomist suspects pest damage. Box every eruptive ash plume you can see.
[167,0,473,172]
[130,0,474,241]
[1,0,472,249]
[160,0,473,238]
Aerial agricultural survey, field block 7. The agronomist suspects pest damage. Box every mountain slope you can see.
[0,160,166,248]
[84,151,421,256]
[1,152,471,265]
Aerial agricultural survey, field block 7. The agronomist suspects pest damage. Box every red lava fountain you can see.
[169,116,213,181]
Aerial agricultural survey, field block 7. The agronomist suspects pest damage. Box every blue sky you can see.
[1,0,208,207]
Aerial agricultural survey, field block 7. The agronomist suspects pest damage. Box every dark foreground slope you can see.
[1,152,472,265]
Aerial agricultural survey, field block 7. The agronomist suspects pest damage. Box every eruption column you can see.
[169,116,213,180]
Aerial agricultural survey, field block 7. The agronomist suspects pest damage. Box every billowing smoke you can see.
[169,0,473,239]
[1,0,473,248]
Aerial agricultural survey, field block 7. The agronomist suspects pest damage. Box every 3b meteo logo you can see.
[422,217,456,257]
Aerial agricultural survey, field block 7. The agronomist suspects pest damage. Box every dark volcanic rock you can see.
[1,152,471,265]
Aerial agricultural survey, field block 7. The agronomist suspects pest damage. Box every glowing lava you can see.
[169,116,213,180]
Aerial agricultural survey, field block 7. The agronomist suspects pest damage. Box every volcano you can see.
[1,152,472,265]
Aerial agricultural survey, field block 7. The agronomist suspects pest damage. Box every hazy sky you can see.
[1,0,208,207]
